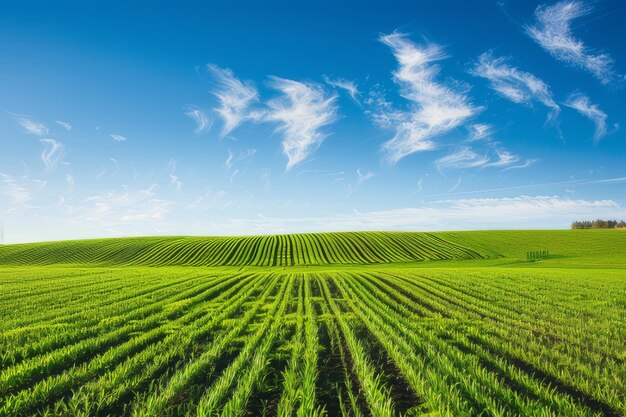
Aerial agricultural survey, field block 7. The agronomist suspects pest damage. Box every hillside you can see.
[2,230,625,416]
[0,232,485,266]
[1,229,625,267]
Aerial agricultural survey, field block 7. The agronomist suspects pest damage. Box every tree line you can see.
[571,219,626,229]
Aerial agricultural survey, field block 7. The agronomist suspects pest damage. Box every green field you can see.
[0,230,624,416]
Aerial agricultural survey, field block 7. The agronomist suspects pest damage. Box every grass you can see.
[0,230,624,416]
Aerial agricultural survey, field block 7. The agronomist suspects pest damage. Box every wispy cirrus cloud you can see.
[356,168,376,185]
[484,148,521,168]
[226,195,625,233]
[471,52,560,122]
[13,114,48,136]
[207,64,263,136]
[323,75,360,103]
[435,148,490,171]
[0,173,46,212]
[435,146,529,171]
[374,33,480,164]
[55,120,72,130]
[166,160,183,190]
[224,148,257,171]
[526,1,615,84]
[344,168,376,198]
[184,106,212,133]
[564,92,613,142]
[467,123,495,141]
[81,184,172,223]
[39,139,66,171]
[110,134,126,142]
[265,77,339,170]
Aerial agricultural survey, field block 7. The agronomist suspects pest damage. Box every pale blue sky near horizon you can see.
[1,0,625,243]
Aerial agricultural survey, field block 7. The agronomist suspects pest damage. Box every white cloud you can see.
[81,184,172,223]
[39,139,65,171]
[375,33,480,164]
[468,123,495,141]
[55,120,72,130]
[471,52,560,122]
[436,146,527,171]
[229,195,624,232]
[564,92,611,142]
[207,64,263,136]
[484,148,520,168]
[110,134,126,142]
[417,176,626,199]
[186,187,232,212]
[224,149,234,171]
[14,115,48,136]
[265,77,339,170]
[417,176,425,191]
[346,168,377,197]
[0,173,46,212]
[224,148,257,171]
[229,168,239,183]
[323,75,360,103]
[184,106,212,133]
[167,160,183,190]
[435,148,490,171]
[526,1,615,84]
[505,159,538,170]
[356,168,376,185]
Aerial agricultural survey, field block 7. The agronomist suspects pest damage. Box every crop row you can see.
[0,266,623,416]
[0,232,485,267]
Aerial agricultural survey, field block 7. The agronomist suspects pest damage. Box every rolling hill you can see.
[1,229,624,267]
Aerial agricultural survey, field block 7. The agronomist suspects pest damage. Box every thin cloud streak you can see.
[436,148,489,171]
[0,173,46,212]
[266,77,339,170]
[435,147,525,171]
[185,106,212,133]
[207,64,263,136]
[526,1,615,84]
[323,75,360,103]
[231,195,625,232]
[167,160,183,190]
[13,115,48,136]
[564,92,612,142]
[471,52,560,123]
[467,123,495,141]
[110,134,126,142]
[376,33,480,164]
[356,169,376,185]
[39,139,65,171]
[415,176,626,198]
[81,184,172,223]
[55,120,72,130]
[484,149,520,168]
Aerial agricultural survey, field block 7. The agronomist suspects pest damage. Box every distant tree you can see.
[571,220,592,229]
[592,219,607,229]
[571,219,625,229]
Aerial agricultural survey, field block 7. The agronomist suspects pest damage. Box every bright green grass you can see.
[0,230,624,417]
[0,232,487,267]
[1,229,625,267]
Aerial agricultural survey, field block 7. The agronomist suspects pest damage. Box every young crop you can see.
[0,231,624,416]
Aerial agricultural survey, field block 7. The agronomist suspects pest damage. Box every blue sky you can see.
[1,0,625,243]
